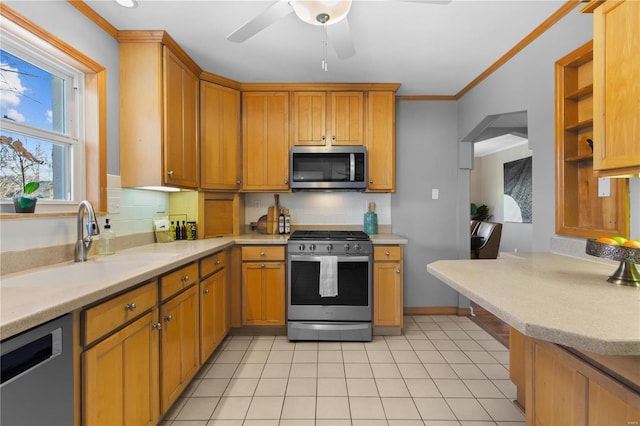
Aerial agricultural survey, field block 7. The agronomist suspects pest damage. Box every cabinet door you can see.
[200,81,241,190]
[588,379,640,424]
[366,91,395,191]
[292,91,326,146]
[200,268,226,363]
[330,92,364,145]
[529,340,587,426]
[373,261,402,327]
[164,47,199,188]
[242,262,285,325]
[242,92,290,191]
[160,285,199,414]
[593,0,640,173]
[83,311,159,426]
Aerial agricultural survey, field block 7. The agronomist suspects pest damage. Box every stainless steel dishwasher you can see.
[1,314,74,426]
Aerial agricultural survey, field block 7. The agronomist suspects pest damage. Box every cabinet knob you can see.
[203,289,210,295]
[369,179,373,184]
[284,179,289,184]
[396,269,401,274]
[167,170,174,176]
[181,275,189,283]
[125,303,137,311]
[164,314,173,322]
[260,251,265,256]
[152,323,162,330]
[215,260,221,265]
[261,263,265,268]
[385,251,391,256]
[332,136,336,141]
[236,180,241,185]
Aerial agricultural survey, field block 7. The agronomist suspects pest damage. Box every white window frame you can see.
[0,27,86,212]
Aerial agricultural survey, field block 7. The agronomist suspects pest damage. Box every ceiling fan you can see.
[227,0,451,61]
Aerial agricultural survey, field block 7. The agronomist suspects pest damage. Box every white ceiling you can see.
[83,0,567,96]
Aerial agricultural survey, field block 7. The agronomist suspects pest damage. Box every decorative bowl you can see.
[585,239,640,286]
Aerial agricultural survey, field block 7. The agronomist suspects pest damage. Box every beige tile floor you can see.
[160,315,525,426]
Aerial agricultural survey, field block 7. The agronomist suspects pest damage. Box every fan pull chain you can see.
[321,23,328,72]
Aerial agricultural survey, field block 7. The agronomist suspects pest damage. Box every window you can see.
[0,32,84,204]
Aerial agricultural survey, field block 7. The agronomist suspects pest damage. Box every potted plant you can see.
[471,202,492,222]
[1,135,45,213]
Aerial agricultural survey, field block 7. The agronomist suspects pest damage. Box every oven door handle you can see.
[289,255,370,262]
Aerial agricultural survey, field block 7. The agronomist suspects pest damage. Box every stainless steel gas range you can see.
[287,230,372,341]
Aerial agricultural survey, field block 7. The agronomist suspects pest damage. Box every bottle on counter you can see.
[175,221,182,240]
[170,221,176,240]
[100,218,116,255]
[278,208,285,234]
[364,202,378,235]
[284,209,291,234]
[181,221,187,240]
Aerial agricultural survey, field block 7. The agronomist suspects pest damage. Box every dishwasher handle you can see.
[1,328,62,386]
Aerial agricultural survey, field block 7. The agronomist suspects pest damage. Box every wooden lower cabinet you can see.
[373,246,403,329]
[160,285,200,414]
[200,268,228,362]
[82,310,159,426]
[522,335,640,426]
[242,261,285,325]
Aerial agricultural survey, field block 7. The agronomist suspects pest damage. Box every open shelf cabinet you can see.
[555,40,629,239]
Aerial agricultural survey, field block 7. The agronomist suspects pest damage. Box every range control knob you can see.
[354,243,361,251]
[344,244,350,252]
[298,244,305,251]
[326,244,333,252]
[309,244,316,252]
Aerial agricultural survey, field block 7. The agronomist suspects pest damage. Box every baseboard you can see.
[404,307,471,316]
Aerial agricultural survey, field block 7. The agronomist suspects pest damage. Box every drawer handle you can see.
[164,314,173,322]
[181,275,189,283]
[260,251,265,256]
[215,260,221,265]
[203,289,210,295]
[125,303,137,312]
[152,322,162,330]
[385,251,391,256]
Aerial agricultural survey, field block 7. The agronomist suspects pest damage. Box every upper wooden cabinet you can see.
[555,41,629,239]
[119,32,200,189]
[591,0,640,176]
[291,91,364,146]
[242,92,290,191]
[200,81,241,191]
[366,91,396,192]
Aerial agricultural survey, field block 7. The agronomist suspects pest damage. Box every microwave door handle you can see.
[350,153,355,182]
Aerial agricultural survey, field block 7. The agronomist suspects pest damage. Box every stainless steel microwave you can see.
[290,146,367,191]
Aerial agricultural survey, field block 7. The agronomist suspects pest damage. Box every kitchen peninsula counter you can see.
[427,252,640,356]
[1,232,408,339]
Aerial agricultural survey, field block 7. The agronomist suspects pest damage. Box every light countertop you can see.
[427,252,640,356]
[1,232,407,339]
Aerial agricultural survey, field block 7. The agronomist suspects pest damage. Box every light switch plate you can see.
[598,177,611,197]
[432,189,439,200]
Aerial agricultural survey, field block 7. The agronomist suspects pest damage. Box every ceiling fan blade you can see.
[326,17,355,60]
[227,1,293,43]
[391,0,452,4]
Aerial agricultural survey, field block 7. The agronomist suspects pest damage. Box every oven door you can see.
[287,254,372,322]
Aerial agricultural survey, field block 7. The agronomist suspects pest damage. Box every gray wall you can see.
[5,1,121,175]
[392,101,460,307]
[457,8,593,253]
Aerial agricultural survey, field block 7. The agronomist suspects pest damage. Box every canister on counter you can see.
[187,221,197,240]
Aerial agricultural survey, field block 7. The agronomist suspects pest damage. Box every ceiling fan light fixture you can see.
[115,0,137,8]
[291,0,352,26]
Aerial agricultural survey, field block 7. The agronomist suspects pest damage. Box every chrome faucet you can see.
[74,200,100,262]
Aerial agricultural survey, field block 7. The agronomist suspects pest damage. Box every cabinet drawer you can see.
[161,262,198,301]
[242,246,285,261]
[200,251,226,278]
[374,246,402,261]
[84,280,157,345]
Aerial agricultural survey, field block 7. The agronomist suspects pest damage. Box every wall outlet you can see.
[431,189,439,200]
[254,199,261,209]
[108,197,121,215]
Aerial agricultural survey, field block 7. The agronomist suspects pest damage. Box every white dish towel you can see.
[319,256,338,297]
